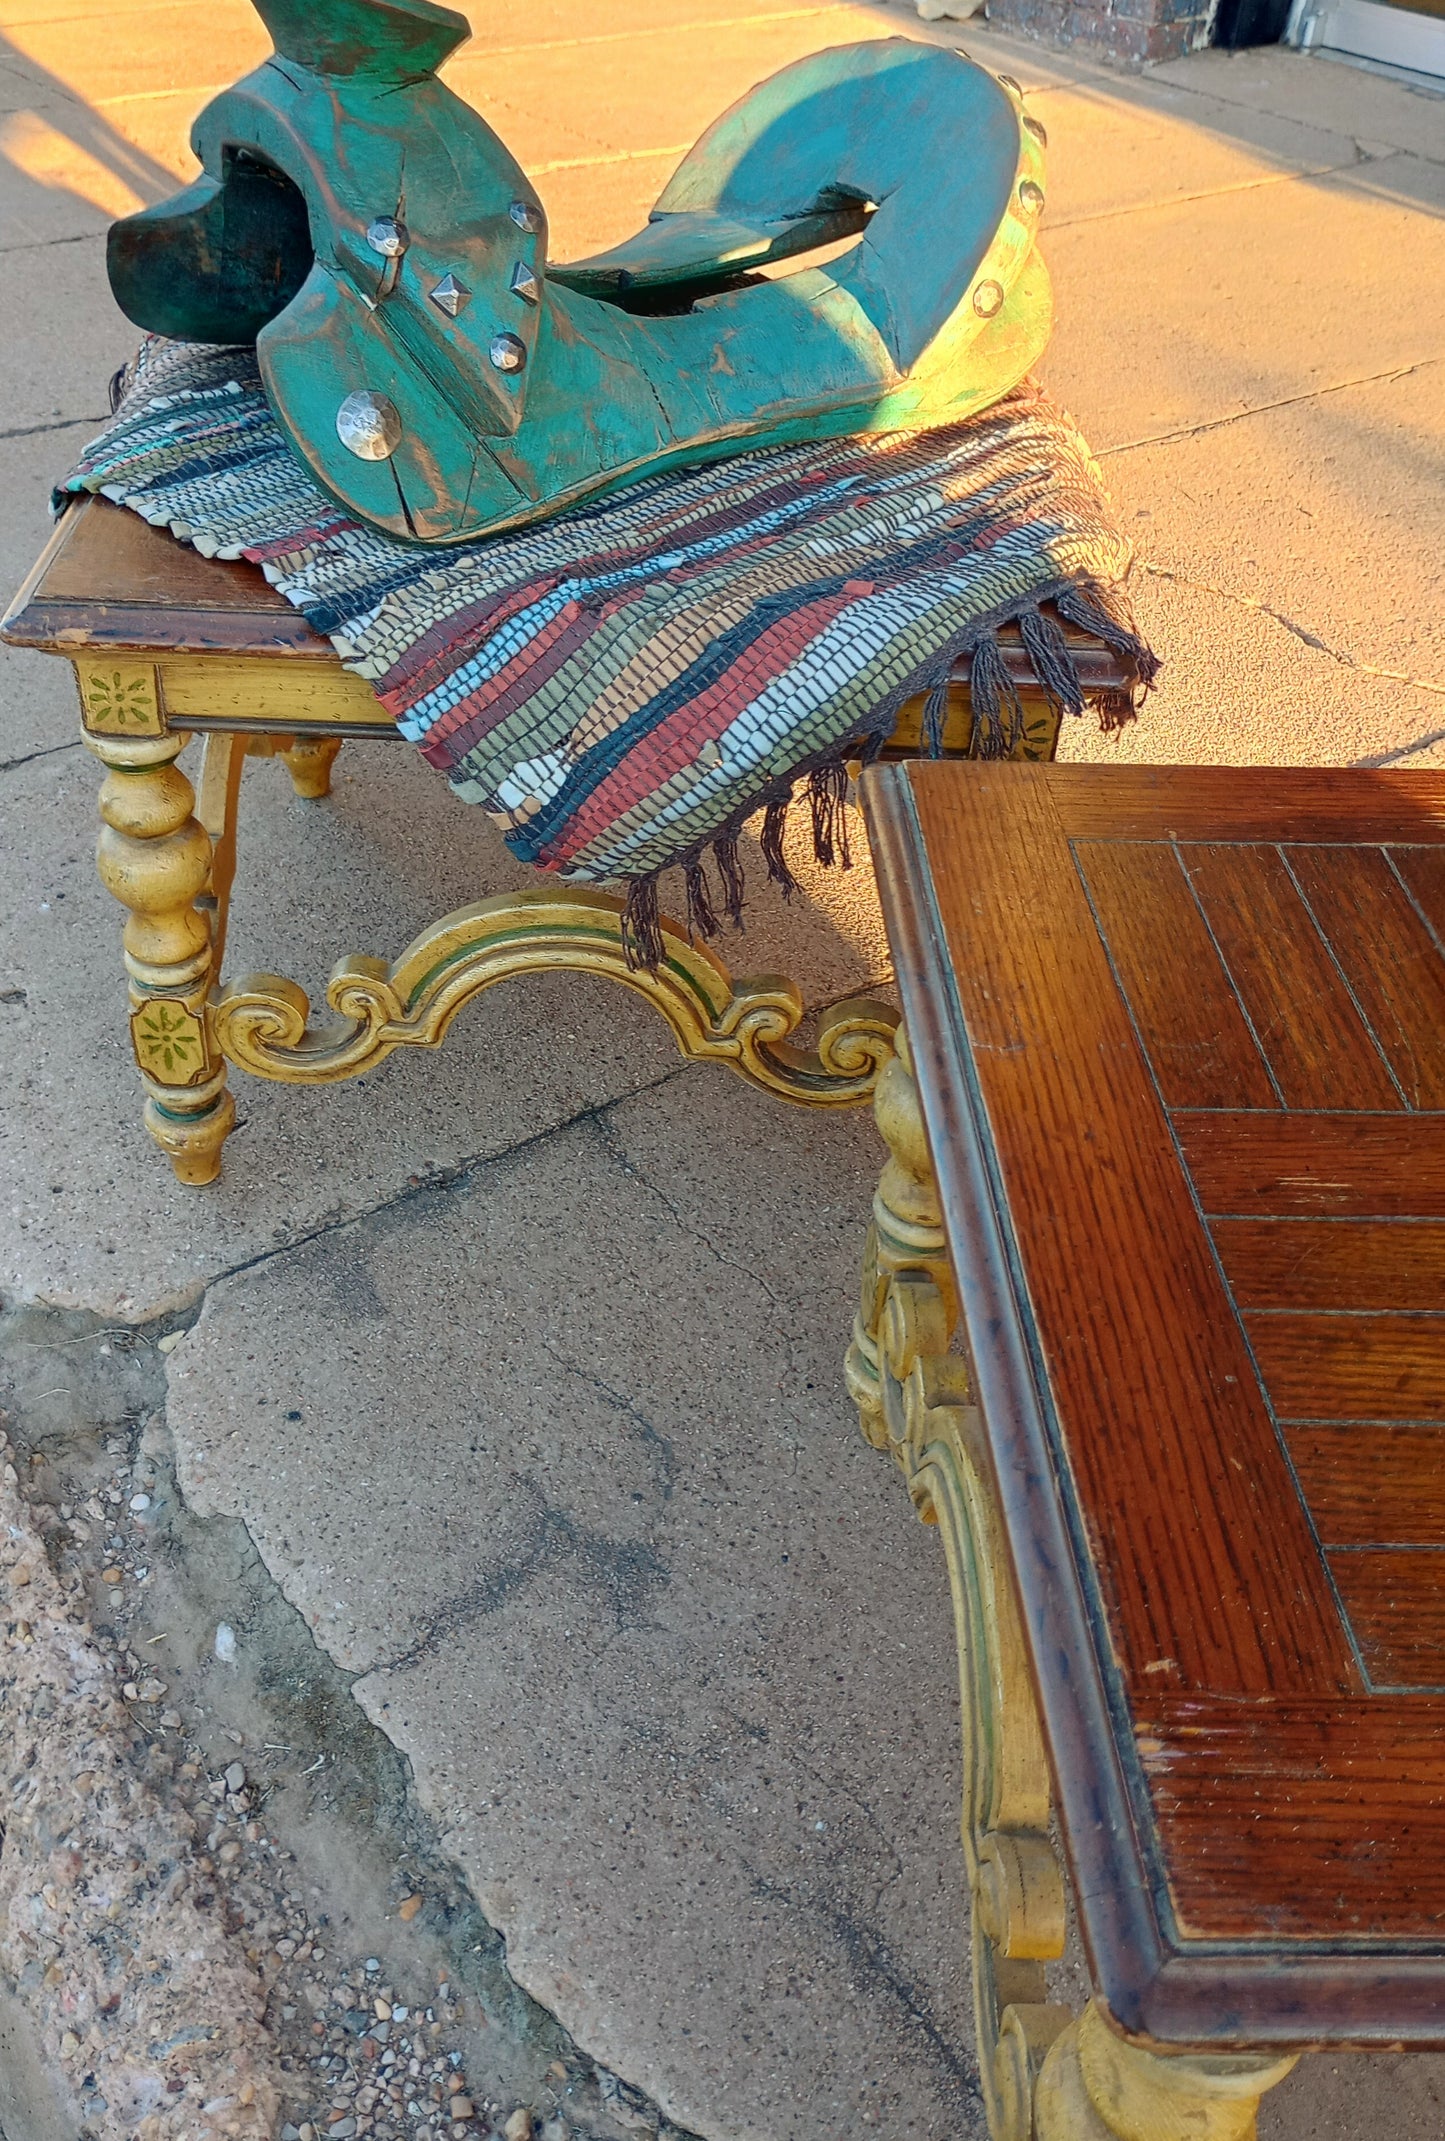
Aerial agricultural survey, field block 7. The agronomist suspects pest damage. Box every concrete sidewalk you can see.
[1,2,1443,2137]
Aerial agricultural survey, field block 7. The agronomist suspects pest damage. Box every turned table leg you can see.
[280,735,344,799]
[88,729,236,1184]
[239,732,344,799]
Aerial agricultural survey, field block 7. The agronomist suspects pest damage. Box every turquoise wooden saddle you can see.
[108,0,1050,544]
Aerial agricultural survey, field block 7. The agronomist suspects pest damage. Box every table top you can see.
[863,759,1445,2049]
[3,494,329,658]
[2,495,1133,698]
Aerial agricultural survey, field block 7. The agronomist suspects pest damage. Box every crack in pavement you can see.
[1097,356,1439,460]
[1107,56,1445,171]
[742,1862,984,2123]
[0,739,83,777]
[1046,153,1370,232]
[368,1477,671,1680]
[188,1062,693,1311]
[715,1703,908,1921]
[1356,724,1445,767]
[0,413,105,443]
[588,1111,784,1311]
[539,1338,681,1505]
[1138,560,1445,701]
[0,229,105,256]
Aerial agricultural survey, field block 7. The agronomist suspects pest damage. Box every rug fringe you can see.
[1055,583,1161,695]
[684,855,719,941]
[808,760,853,871]
[923,676,951,756]
[1018,604,1086,716]
[622,873,666,972]
[969,632,1027,758]
[713,832,747,929]
[618,578,1162,967]
[760,790,798,897]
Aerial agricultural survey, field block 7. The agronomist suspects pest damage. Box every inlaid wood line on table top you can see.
[1081,818,1445,1708]
[904,770,1361,1695]
[867,763,1445,2044]
[1285,844,1445,1109]
[1038,765,1445,844]
[1076,835,1445,1117]
[1187,843,1410,1114]
[1070,833,1445,1695]
[1071,837,1285,1111]
[1393,846,1445,955]
[1069,837,1377,1709]
[1175,1112,1445,1217]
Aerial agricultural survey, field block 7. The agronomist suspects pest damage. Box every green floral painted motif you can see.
[85,668,157,731]
[132,1001,203,1078]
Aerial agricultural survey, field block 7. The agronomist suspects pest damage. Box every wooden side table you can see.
[848,761,1445,2141]
[3,495,1132,1183]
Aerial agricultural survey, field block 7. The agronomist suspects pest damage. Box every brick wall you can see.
[983,0,1218,64]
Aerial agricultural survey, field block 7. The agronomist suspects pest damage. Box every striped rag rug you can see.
[64,336,1156,963]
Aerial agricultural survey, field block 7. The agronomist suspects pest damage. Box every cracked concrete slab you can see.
[1041,165,1445,453]
[160,1066,1445,2141]
[1060,360,1445,767]
[166,1074,979,2141]
[1147,43,1445,165]
[0,1296,696,2141]
[0,732,889,1313]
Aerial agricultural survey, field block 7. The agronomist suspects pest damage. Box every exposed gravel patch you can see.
[0,1301,695,2141]
[0,1431,280,2140]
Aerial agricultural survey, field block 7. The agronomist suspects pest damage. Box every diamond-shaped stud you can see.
[509,199,543,233]
[429,272,471,319]
[489,332,527,373]
[509,260,540,305]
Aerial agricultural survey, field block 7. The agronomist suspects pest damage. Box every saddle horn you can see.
[250,0,470,80]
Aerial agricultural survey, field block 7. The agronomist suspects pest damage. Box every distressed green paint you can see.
[108,0,1049,544]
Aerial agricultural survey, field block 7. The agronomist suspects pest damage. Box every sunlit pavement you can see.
[1,4,1443,2137]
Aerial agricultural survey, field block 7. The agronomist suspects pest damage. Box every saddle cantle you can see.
[108,0,1051,544]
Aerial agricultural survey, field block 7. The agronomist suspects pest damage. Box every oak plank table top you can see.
[861,760,1445,2064]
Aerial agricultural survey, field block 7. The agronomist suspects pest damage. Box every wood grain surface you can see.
[1287,1425,1445,1543]
[1213,1219,1445,1310]
[2,494,332,655]
[863,760,1445,2046]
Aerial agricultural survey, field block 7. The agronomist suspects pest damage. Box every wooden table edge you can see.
[1,496,329,658]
